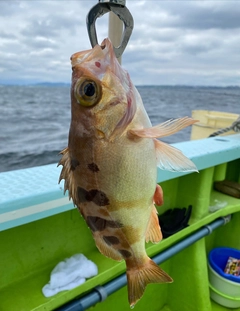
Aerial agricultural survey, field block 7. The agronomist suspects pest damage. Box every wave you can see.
[0,150,62,173]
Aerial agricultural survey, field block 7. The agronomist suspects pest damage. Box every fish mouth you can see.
[70,39,121,84]
[71,38,114,68]
[100,38,115,57]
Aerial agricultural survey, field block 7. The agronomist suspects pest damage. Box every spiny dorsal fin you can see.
[58,147,78,204]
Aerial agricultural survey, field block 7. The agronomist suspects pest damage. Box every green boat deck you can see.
[0,134,240,311]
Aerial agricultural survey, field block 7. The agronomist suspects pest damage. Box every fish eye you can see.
[84,83,95,97]
[74,78,101,107]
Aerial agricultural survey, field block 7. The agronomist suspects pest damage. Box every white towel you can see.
[42,254,98,297]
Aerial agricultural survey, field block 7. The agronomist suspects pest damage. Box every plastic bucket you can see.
[208,264,240,308]
[209,247,240,283]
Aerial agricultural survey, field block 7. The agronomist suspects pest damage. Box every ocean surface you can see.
[0,85,239,173]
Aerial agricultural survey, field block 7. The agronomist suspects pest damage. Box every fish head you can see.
[70,38,136,141]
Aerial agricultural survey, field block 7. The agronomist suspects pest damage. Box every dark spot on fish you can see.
[86,216,122,232]
[88,163,99,172]
[86,189,109,206]
[70,159,80,171]
[77,187,109,206]
[95,61,101,68]
[118,249,132,258]
[103,236,120,245]
[86,216,106,231]
[77,187,89,203]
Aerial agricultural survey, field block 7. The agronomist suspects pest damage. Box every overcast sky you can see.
[0,0,240,86]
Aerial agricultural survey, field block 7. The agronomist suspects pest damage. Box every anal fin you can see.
[145,205,162,243]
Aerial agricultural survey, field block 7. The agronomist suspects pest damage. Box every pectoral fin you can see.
[128,117,198,139]
[154,139,198,172]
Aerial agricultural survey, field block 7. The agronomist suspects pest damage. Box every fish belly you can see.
[75,136,157,262]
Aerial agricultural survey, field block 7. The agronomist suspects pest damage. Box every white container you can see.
[191,110,239,140]
[208,264,240,308]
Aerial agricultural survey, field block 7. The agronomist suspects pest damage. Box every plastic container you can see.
[209,247,240,283]
[208,264,240,308]
[191,110,239,140]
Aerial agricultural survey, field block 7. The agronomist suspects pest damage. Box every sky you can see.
[0,0,240,86]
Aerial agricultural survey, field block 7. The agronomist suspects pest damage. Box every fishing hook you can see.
[86,0,134,58]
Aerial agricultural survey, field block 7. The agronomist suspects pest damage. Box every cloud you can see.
[124,1,240,85]
[0,1,22,16]
[142,1,240,30]
[174,2,240,30]
[0,0,240,86]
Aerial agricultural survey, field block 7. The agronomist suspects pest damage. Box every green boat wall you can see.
[0,134,240,311]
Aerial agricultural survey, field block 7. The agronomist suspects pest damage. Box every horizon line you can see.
[0,82,239,88]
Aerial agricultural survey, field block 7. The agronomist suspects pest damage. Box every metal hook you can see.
[86,0,134,58]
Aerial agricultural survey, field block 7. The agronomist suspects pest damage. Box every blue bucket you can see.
[209,247,240,283]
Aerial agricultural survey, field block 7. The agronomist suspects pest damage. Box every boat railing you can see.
[0,134,239,311]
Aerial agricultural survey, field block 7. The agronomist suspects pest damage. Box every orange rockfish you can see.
[59,38,197,307]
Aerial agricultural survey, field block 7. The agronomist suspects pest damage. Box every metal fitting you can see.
[99,0,126,6]
[86,1,133,58]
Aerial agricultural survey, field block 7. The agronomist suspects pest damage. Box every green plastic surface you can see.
[209,283,240,301]
[0,144,239,310]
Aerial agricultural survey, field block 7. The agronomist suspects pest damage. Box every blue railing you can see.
[0,134,239,232]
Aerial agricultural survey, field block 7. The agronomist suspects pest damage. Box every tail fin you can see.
[126,258,173,308]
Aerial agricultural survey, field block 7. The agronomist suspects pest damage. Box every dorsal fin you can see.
[58,147,78,204]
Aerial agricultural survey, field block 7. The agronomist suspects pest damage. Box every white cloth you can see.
[42,254,98,297]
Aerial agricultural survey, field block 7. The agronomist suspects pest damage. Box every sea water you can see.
[0,85,239,172]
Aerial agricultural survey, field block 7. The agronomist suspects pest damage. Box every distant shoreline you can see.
[0,83,239,89]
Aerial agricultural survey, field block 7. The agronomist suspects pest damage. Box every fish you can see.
[58,38,198,308]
